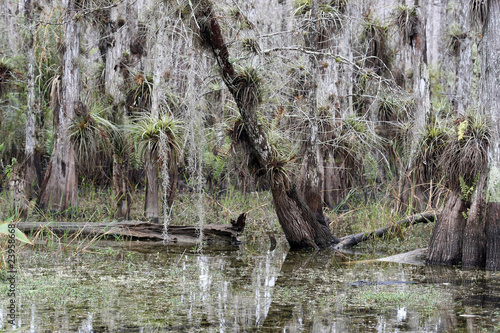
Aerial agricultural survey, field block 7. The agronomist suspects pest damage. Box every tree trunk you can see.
[193,1,339,249]
[484,0,500,271]
[298,2,323,219]
[104,1,132,220]
[462,173,487,268]
[112,153,130,220]
[23,0,39,200]
[38,0,79,212]
[144,151,159,223]
[427,0,500,270]
[427,191,467,265]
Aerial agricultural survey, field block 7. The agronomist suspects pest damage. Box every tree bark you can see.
[144,151,159,223]
[462,173,487,268]
[112,153,130,220]
[427,191,467,265]
[23,0,39,200]
[105,1,132,220]
[193,1,339,249]
[38,0,79,212]
[297,1,324,219]
[484,0,500,271]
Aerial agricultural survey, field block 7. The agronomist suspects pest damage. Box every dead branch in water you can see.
[335,212,438,249]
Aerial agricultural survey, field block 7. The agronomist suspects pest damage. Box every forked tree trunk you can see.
[38,0,78,212]
[193,1,339,249]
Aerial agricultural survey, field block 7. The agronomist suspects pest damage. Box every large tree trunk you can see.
[427,191,467,265]
[38,0,79,212]
[462,173,487,268]
[193,1,339,249]
[297,2,324,219]
[104,1,132,220]
[427,0,500,270]
[23,0,39,201]
[483,0,500,271]
[398,3,430,213]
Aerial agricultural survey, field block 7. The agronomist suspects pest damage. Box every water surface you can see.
[1,239,500,332]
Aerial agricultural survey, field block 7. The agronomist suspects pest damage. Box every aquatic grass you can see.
[348,284,445,313]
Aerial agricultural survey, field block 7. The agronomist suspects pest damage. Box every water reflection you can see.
[1,241,500,332]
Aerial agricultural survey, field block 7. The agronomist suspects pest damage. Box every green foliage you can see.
[0,217,32,244]
[459,173,479,203]
[126,74,154,114]
[232,66,263,107]
[131,114,183,166]
[68,102,116,167]
[3,158,17,180]
[440,112,489,192]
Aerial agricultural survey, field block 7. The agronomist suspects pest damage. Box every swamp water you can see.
[1,239,500,332]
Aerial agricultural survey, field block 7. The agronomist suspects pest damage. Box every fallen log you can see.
[335,212,438,250]
[16,213,247,246]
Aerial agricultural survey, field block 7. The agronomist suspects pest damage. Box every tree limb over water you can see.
[335,212,438,249]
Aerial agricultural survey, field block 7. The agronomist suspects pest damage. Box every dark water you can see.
[1,239,500,332]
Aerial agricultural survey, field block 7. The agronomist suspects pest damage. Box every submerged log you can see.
[17,213,247,246]
[335,212,438,249]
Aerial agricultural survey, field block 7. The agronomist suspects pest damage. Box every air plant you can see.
[0,58,13,97]
[296,0,349,48]
[131,113,183,166]
[126,74,153,114]
[440,112,490,194]
[361,16,391,70]
[241,38,261,54]
[232,66,263,108]
[414,124,450,186]
[68,101,116,168]
[393,4,419,46]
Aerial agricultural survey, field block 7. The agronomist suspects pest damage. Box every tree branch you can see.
[335,212,438,249]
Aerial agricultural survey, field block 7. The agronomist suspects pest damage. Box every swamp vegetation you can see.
[2,0,500,331]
